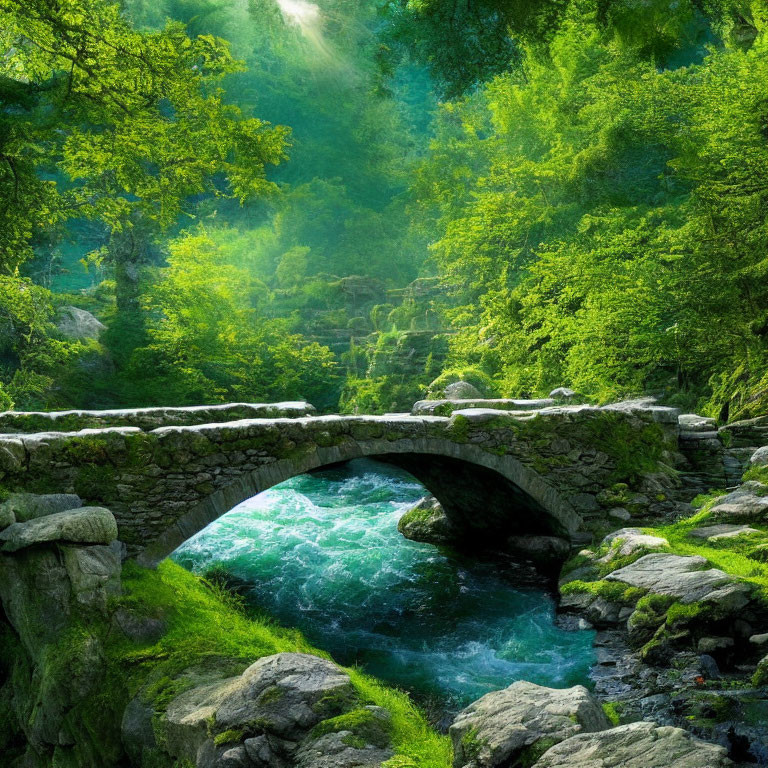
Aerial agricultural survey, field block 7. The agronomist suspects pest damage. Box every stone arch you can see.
[136,437,582,566]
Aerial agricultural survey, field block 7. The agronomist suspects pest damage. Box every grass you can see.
[561,482,768,606]
[111,560,452,768]
[644,500,768,604]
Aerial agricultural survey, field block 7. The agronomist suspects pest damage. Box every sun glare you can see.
[276,0,320,26]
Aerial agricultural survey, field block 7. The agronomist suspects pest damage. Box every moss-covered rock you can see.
[397,495,456,545]
[449,681,609,768]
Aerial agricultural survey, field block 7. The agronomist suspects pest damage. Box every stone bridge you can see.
[0,399,696,564]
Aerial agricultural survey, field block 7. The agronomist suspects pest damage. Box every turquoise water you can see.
[172,459,595,715]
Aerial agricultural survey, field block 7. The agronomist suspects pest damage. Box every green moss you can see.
[560,579,645,605]
[257,685,284,706]
[515,737,559,767]
[311,708,391,748]
[448,413,471,442]
[683,692,738,726]
[581,414,673,484]
[634,593,676,615]
[213,728,245,746]
[560,552,596,578]
[600,482,632,507]
[343,734,369,748]
[743,466,768,485]
[601,701,623,726]
[312,689,358,718]
[691,490,728,509]
[752,656,768,687]
[397,505,433,529]
[0,624,23,756]
[73,464,118,503]
[627,593,676,645]
[665,600,710,628]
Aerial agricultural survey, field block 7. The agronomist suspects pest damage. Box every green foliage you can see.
[117,227,341,406]
[379,0,565,98]
[0,0,287,272]
[0,276,86,409]
[5,0,768,419]
[409,0,768,414]
[0,0,291,409]
[460,726,483,760]
[425,367,498,399]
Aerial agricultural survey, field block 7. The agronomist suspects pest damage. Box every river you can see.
[172,458,595,719]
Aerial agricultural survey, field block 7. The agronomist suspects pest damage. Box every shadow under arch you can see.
[136,438,582,567]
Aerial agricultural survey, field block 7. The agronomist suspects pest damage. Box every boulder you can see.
[754,654,768,686]
[697,636,733,654]
[0,493,82,523]
[709,482,768,522]
[149,653,393,768]
[62,542,122,611]
[213,653,355,737]
[598,529,668,564]
[559,591,627,627]
[0,507,118,552]
[0,503,14,530]
[507,535,571,568]
[604,553,752,610]
[444,381,483,400]
[0,537,122,759]
[689,524,761,542]
[531,721,733,767]
[397,496,456,545]
[679,414,718,433]
[450,681,609,768]
[749,632,768,649]
[750,445,768,466]
[55,306,106,340]
[295,707,393,768]
[121,698,158,766]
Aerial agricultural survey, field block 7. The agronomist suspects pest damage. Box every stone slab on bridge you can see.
[0,401,315,434]
[0,400,683,564]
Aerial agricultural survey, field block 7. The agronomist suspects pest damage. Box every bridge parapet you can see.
[0,402,315,434]
[0,402,684,563]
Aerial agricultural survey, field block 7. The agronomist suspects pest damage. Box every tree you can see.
[412,0,768,413]
[0,0,288,296]
[132,228,339,406]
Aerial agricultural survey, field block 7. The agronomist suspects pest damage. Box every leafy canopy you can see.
[0,0,288,273]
